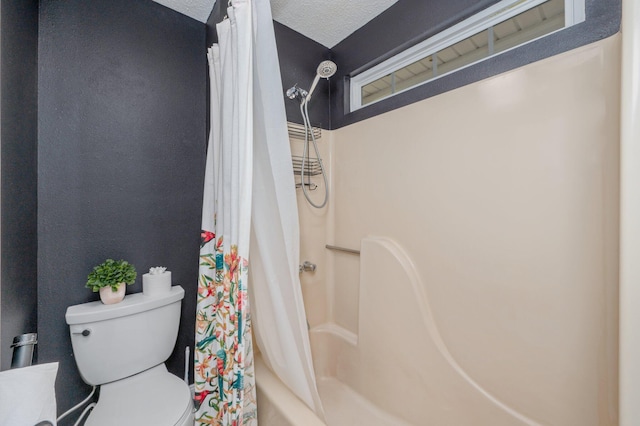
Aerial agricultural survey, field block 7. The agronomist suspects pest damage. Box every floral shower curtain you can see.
[195,0,325,424]
[195,0,256,424]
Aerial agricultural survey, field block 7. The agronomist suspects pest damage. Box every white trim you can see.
[350,0,586,112]
[565,0,586,26]
[0,0,3,369]
[620,0,640,422]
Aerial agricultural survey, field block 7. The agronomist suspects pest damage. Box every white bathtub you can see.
[255,352,409,426]
[255,355,324,426]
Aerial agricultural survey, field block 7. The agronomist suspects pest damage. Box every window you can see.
[350,0,585,111]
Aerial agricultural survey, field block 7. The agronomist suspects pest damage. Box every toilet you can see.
[65,286,194,426]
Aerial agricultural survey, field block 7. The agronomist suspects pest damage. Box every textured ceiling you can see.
[153,0,398,48]
[153,0,216,22]
[270,0,398,48]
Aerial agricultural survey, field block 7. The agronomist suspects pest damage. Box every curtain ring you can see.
[222,0,232,21]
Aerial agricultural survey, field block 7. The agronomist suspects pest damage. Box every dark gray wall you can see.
[273,22,330,129]
[206,6,330,129]
[0,0,39,371]
[38,0,205,416]
[330,0,621,128]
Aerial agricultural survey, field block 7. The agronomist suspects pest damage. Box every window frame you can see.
[349,0,586,112]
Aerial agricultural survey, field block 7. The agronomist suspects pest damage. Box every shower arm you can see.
[305,74,322,103]
[285,59,336,209]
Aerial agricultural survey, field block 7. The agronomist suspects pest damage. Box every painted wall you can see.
[273,22,331,129]
[37,0,206,415]
[299,35,620,424]
[0,0,39,370]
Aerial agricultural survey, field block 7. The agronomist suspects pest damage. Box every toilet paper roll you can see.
[142,272,171,297]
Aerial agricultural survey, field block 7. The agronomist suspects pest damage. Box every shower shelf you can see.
[292,155,323,176]
[287,122,321,141]
[288,122,323,191]
[292,155,323,190]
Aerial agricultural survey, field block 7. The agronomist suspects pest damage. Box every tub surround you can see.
[297,35,620,424]
[312,237,541,424]
[291,134,331,327]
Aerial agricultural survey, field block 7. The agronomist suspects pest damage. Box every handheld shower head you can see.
[316,60,337,79]
[306,60,337,103]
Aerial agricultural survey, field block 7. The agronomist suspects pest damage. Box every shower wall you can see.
[299,35,620,424]
[292,134,331,327]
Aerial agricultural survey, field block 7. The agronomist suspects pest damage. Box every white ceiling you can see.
[153,0,216,23]
[153,0,398,48]
[269,0,398,48]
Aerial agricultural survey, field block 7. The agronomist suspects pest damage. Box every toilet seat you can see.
[86,364,193,426]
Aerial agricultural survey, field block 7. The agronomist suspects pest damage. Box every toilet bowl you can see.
[65,286,194,426]
[86,364,193,425]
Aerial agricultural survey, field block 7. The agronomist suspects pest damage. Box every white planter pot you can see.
[99,283,126,305]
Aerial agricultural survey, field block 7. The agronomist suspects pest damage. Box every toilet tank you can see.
[65,286,185,386]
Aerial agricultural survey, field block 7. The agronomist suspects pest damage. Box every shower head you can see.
[306,60,337,103]
[316,60,337,79]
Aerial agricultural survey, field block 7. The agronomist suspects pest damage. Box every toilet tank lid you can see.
[65,286,185,325]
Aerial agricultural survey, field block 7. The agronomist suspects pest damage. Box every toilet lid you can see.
[86,366,193,426]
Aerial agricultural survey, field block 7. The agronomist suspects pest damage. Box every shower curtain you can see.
[195,0,324,424]
[249,0,325,420]
[195,1,255,424]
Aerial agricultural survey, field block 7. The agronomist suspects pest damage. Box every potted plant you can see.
[86,259,137,305]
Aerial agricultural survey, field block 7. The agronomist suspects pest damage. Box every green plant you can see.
[86,259,137,292]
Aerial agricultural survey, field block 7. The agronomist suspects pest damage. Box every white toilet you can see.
[65,285,194,426]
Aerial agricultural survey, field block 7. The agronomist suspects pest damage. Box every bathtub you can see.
[255,355,324,426]
[255,351,409,426]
